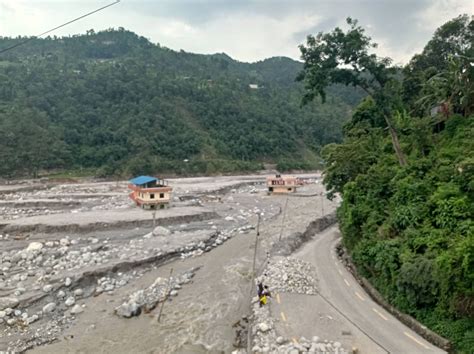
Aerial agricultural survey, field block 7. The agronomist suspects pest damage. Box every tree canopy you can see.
[300,15,473,352]
[0,29,364,178]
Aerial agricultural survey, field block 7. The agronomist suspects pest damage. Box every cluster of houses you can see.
[128,174,303,210]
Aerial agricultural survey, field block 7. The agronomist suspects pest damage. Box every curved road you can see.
[270,225,445,354]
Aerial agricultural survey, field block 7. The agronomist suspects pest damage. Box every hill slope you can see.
[0,29,363,177]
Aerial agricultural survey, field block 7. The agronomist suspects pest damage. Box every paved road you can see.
[270,226,445,354]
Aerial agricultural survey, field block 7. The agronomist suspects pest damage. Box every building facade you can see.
[128,176,172,209]
[266,174,302,194]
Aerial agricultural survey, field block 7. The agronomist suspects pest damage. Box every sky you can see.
[0,0,472,64]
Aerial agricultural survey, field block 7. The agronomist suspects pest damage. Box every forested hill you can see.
[0,29,363,177]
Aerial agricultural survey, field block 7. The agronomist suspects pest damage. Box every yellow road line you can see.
[280,312,287,322]
[372,308,388,321]
[404,331,430,349]
[355,292,365,301]
[344,279,350,287]
[276,293,281,304]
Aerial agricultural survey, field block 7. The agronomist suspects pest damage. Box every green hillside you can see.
[298,15,473,352]
[0,29,363,177]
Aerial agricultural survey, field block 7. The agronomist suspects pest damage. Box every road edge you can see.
[336,241,452,353]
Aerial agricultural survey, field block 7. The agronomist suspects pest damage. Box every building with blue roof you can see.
[128,175,172,209]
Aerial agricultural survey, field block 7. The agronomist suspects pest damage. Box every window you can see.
[288,188,292,191]
[150,193,155,199]
[159,193,164,198]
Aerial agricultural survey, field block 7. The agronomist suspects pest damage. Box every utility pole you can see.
[321,192,324,217]
[247,213,261,353]
[157,267,173,322]
[278,196,289,242]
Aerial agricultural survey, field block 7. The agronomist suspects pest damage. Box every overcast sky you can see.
[0,0,472,63]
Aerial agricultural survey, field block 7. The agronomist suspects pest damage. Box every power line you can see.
[316,291,391,353]
[0,0,121,55]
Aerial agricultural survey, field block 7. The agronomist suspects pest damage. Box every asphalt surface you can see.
[271,226,446,354]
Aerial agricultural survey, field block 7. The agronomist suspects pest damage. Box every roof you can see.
[129,176,157,186]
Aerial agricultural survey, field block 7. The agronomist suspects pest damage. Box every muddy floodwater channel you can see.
[0,174,338,353]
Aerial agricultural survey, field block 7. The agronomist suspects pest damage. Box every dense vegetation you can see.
[298,15,473,352]
[0,29,363,178]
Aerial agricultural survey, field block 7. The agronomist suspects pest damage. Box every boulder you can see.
[258,322,270,332]
[152,226,171,237]
[65,297,75,307]
[115,302,141,318]
[42,302,56,313]
[26,242,43,252]
[70,304,83,314]
[0,297,19,311]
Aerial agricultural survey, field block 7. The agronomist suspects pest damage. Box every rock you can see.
[333,341,342,348]
[26,242,43,252]
[115,302,141,318]
[43,284,53,292]
[251,346,261,353]
[170,290,178,296]
[59,238,70,246]
[225,216,235,221]
[258,322,270,332]
[0,310,6,319]
[26,314,39,324]
[70,304,83,314]
[65,277,72,287]
[312,336,320,343]
[42,302,56,313]
[74,288,84,297]
[152,226,171,237]
[0,297,19,311]
[14,309,22,317]
[57,290,66,298]
[65,297,75,307]
[276,336,286,345]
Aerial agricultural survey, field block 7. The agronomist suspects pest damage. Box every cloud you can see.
[0,0,471,63]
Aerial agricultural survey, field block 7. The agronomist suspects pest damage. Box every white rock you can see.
[42,302,56,313]
[0,297,19,311]
[70,304,83,314]
[65,297,75,307]
[152,226,171,237]
[43,284,53,292]
[170,290,178,296]
[26,242,43,252]
[74,289,84,297]
[0,310,6,319]
[276,336,286,345]
[258,322,270,332]
[60,238,70,246]
[65,277,72,287]
[27,314,39,324]
[57,290,66,299]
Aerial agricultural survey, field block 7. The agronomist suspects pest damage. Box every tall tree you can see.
[297,17,408,166]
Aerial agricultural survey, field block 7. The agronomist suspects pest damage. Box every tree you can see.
[297,17,408,166]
